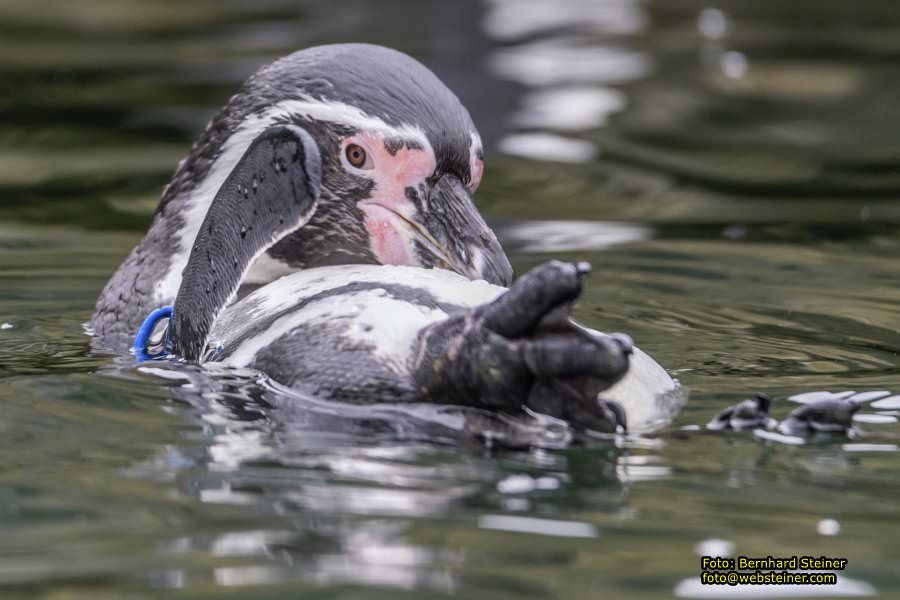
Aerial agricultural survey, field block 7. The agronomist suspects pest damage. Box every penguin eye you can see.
[345,144,372,170]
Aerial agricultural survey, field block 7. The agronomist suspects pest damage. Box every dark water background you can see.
[1,0,899,597]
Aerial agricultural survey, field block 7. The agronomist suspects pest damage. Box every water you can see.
[1,0,899,597]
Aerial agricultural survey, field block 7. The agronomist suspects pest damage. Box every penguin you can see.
[97,44,683,434]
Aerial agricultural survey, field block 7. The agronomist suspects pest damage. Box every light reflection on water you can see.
[499,219,652,252]
[109,363,664,594]
[1,0,900,598]
[487,0,649,163]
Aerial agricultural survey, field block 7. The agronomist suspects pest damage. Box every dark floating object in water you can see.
[777,398,862,436]
[705,392,871,438]
[706,393,775,431]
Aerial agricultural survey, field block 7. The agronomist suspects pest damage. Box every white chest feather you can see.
[219,289,449,374]
[211,265,503,372]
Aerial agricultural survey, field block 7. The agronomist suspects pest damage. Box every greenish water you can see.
[1,1,899,598]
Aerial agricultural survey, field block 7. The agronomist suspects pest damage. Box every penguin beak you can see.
[406,173,513,286]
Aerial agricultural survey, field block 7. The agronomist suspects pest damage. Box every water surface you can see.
[1,1,899,598]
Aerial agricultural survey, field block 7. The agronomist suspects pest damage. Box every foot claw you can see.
[575,261,592,277]
[609,332,634,356]
[602,399,628,434]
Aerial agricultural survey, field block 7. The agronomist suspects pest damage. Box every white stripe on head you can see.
[154,96,432,304]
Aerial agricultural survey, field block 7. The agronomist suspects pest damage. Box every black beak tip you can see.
[482,251,514,287]
[497,258,514,287]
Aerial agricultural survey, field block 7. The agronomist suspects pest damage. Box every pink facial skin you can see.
[469,152,484,192]
[349,132,436,266]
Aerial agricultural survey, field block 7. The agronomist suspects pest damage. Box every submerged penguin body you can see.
[205,265,683,432]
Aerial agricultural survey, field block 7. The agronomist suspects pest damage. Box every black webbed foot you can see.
[413,260,632,434]
[707,393,776,431]
[778,398,861,435]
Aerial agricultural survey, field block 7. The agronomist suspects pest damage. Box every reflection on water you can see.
[114,363,651,593]
[1,0,900,598]
[499,219,652,252]
[487,0,648,162]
